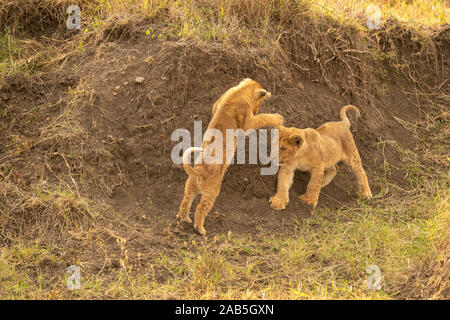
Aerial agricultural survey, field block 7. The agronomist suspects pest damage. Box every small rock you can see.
[135,77,145,83]
[123,81,129,86]
[115,85,120,90]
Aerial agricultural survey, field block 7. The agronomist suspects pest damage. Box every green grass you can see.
[0,31,30,80]
[75,0,449,47]
[0,244,54,299]
[308,0,448,27]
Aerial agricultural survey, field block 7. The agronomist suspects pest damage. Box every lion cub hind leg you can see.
[177,176,199,224]
[193,185,221,236]
[299,167,324,208]
[347,155,372,199]
[322,164,339,187]
[343,140,372,199]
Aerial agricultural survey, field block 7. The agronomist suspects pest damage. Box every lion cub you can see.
[178,79,283,235]
[269,105,372,210]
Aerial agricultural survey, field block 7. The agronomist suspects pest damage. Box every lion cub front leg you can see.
[299,167,324,208]
[269,167,295,210]
[244,113,283,130]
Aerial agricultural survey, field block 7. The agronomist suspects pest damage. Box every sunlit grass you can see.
[308,0,448,28]
[83,0,448,45]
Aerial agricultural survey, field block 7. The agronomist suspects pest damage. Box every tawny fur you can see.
[178,79,283,235]
[269,105,372,210]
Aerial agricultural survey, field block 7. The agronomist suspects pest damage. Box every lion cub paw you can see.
[272,114,284,126]
[361,189,372,199]
[194,225,206,236]
[299,194,318,208]
[269,195,288,210]
[177,211,192,224]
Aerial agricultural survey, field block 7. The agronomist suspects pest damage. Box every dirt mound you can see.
[0,22,435,231]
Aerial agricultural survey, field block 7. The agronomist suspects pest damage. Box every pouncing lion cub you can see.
[178,79,284,235]
[269,105,372,210]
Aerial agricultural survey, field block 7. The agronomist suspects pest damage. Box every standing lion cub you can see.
[269,105,372,210]
[178,79,283,235]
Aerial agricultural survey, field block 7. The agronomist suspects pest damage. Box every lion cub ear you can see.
[255,89,271,100]
[289,134,303,148]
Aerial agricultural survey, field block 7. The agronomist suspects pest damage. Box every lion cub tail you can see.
[340,105,360,128]
[182,147,204,176]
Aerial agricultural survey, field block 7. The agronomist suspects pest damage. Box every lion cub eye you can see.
[280,147,286,151]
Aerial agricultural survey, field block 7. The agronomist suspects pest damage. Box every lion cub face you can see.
[276,126,304,166]
[234,79,272,114]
